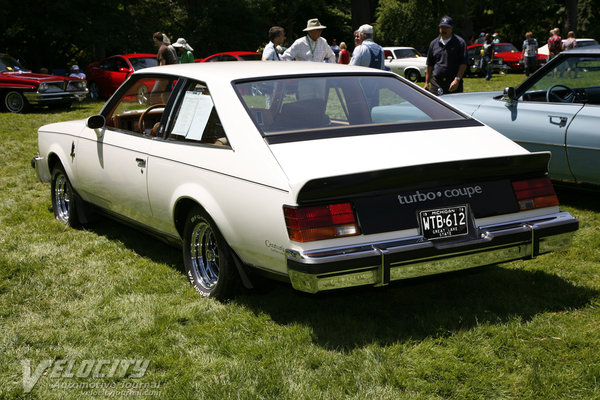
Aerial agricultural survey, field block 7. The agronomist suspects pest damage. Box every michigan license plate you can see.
[419,205,469,240]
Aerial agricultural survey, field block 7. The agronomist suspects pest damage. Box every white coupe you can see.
[32,62,578,299]
[383,47,428,82]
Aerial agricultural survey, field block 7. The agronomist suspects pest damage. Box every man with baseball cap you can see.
[350,24,385,69]
[282,18,336,63]
[424,16,468,95]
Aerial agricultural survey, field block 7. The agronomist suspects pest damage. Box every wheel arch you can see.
[172,190,233,244]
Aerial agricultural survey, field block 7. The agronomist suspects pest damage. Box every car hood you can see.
[442,91,503,115]
[268,124,528,193]
[0,70,75,82]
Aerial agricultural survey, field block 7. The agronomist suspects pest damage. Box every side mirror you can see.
[386,56,393,61]
[87,115,106,138]
[503,87,517,105]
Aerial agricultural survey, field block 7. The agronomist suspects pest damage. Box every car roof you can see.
[563,45,600,54]
[119,53,157,59]
[382,47,416,50]
[204,51,261,57]
[135,61,391,82]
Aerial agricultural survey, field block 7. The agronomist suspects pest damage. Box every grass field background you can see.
[1,73,599,399]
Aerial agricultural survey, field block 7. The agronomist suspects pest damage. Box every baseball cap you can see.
[439,16,454,27]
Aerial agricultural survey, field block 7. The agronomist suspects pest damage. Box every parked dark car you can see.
[86,54,157,100]
[0,53,87,113]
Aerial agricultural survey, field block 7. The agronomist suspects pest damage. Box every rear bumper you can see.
[286,211,578,293]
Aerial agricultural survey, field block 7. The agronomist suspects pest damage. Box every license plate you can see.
[419,205,469,240]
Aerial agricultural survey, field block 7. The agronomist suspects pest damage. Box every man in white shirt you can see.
[282,18,335,63]
[349,24,385,69]
[262,26,286,61]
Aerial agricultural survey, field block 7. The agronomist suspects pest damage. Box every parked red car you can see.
[0,53,88,113]
[197,51,262,63]
[467,43,548,72]
[86,54,157,100]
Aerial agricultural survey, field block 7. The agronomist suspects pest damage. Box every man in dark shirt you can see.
[424,16,468,95]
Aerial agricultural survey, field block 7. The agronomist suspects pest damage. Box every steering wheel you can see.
[546,84,576,103]
[138,104,166,134]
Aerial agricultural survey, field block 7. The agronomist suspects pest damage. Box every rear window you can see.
[234,75,465,136]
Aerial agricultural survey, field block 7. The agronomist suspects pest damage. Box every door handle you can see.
[548,115,568,127]
[135,158,146,167]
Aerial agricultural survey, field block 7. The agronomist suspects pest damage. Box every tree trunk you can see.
[565,0,578,34]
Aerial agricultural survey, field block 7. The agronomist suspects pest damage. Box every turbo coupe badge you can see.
[398,185,483,205]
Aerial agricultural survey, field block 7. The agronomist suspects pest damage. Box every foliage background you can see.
[1,0,599,72]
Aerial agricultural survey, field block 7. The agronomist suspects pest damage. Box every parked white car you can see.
[383,47,428,81]
[538,38,598,56]
[32,62,578,299]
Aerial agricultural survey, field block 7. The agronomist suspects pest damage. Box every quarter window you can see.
[167,81,229,146]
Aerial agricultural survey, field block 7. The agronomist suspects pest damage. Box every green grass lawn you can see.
[1,77,599,399]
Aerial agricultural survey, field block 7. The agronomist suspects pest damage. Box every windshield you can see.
[235,75,464,136]
[239,53,262,61]
[0,54,27,72]
[495,44,519,53]
[129,57,158,71]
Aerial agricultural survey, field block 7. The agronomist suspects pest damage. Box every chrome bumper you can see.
[31,155,51,183]
[24,91,87,104]
[287,211,578,294]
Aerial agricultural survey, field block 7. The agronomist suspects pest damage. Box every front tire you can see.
[51,165,84,227]
[4,90,29,113]
[183,207,240,299]
[89,82,100,100]
[405,69,420,82]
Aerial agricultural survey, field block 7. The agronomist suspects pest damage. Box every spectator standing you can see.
[330,38,340,62]
[492,33,500,43]
[262,26,286,61]
[281,18,335,63]
[548,28,562,59]
[69,65,86,79]
[521,32,538,77]
[349,24,384,69]
[338,42,350,64]
[562,31,577,51]
[562,31,578,78]
[173,38,195,63]
[425,16,468,95]
[481,33,495,81]
[153,32,177,65]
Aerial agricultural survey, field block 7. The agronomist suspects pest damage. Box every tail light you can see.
[512,177,559,211]
[283,203,361,242]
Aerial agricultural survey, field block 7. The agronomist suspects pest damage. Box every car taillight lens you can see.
[284,203,361,242]
[512,177,559,210]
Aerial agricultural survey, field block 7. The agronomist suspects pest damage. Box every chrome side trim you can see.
[287,211,578,293]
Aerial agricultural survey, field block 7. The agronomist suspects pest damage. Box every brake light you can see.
[512,177,559,210]
[284,203,361,242]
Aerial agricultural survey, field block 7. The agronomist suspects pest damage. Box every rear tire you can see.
[182,206,240,300]
[4,90,29,113]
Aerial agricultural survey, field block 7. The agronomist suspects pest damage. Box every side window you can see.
[104,76,175,136]
[167,81,229,146]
